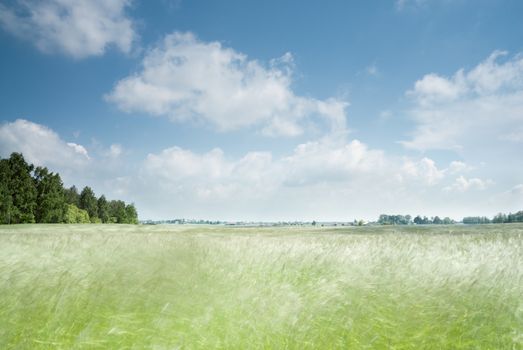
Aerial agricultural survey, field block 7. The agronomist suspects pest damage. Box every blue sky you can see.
[1,0,522,221]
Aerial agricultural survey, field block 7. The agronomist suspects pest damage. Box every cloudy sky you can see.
[1,0,522,221]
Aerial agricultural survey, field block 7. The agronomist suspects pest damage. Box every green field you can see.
[0,224,522,349]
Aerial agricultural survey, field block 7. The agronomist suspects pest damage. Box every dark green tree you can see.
[7,153,36,223]
[0,158,13,224]
[64,185,80,206]
[97,195,109,223]
[34,166,66,223]
[79,186,98,222]
[108,200,127,223]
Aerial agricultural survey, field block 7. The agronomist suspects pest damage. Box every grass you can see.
[0,224,522,349]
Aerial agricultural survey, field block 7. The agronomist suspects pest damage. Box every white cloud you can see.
[142,146,280,201]
[106,32,348,137]
[402,51,523,151]
[0,119,90,170]
[400,157,444,186]
[107,144,123,158]
[0,0,135,58]
[443,176,493,193]
[134,135,467,220]
[66,142,90,159]
[447,161,471,174]
[281,138,386,186]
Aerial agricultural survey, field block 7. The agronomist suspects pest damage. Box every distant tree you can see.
[378,214,411,225]
[125,203,139,224]
[413,215,423,225]
[64,185,80,206]
[0,159,13,224]
[79,186,98,222]
[97,195,109,223]
[34,166,66,223]
[7,153,36,223]
[443,217,454,225]
[433,216,442,225]
[463,216,491,224]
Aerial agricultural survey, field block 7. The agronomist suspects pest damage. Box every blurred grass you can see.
[0,224,522,349]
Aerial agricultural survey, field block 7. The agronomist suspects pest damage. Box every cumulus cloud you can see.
[400,157,445,186]
[106,32,348,136]
[0,119,90,170]
[133,135,466,220]
[0,0,135,58]
[142,147,280,201]
[141,137,390,196]
[443,176,493,193]
[402,51,523,151]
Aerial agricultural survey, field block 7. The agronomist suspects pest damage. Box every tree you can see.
[97,195,109,223]
[79,186,98,222]
[34,166,66,223]
[0,158,13,224]
[108,200,127,223]
[7,153,36,223]
[413,215,422,225]
[63,204,90,223]
[433,216,442,225]
[0,153,139,225]
[125,203,138,224]
[64,185,80,206]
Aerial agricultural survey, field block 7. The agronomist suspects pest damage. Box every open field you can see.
[0,224,522,349]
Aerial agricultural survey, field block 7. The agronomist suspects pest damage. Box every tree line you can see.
[378,212,523,225]
[0,152,138,224]
[463,211,523,224]
[378,214,455,225]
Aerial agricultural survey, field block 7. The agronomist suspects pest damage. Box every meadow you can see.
[0,224,521,349]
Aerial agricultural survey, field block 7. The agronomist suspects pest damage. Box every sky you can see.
[1,0,522,221]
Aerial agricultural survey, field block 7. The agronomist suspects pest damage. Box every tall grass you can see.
[0,224,522,349]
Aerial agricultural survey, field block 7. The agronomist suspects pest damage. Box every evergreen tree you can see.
[79,186,98,222]
[97,195,109,223]
[7,153,36,223]
[64,185,80,206]
[0,159,13,224]
[0,153,139,226]
[34,166,66,223]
